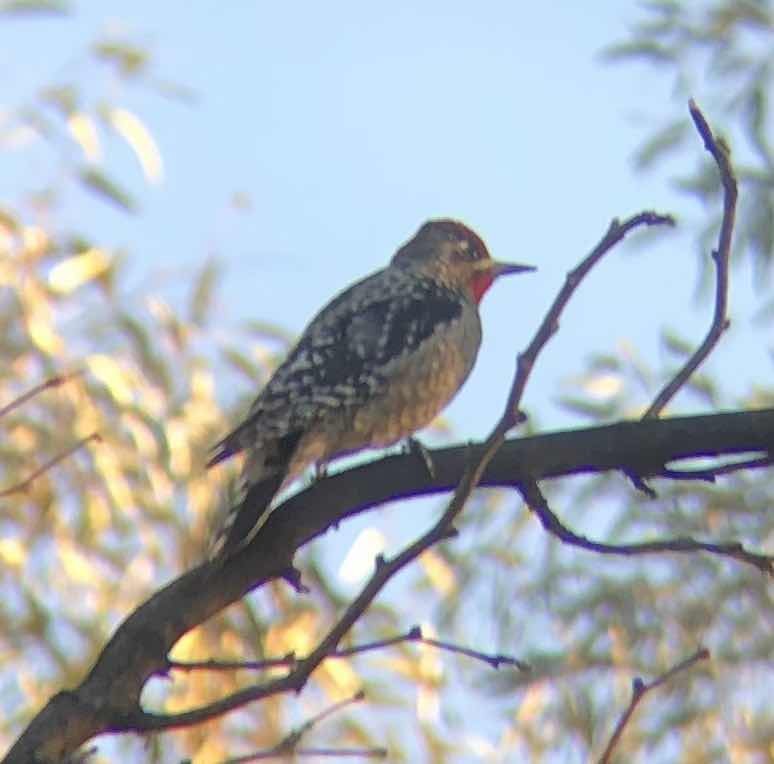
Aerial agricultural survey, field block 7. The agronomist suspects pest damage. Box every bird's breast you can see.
[292,304,482,469]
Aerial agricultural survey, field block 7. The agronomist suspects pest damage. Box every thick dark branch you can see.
[6,212,677,760]
[644,101,737,418]
[6,407,774,761]
[137,212,668,733]
[598,647,710,763]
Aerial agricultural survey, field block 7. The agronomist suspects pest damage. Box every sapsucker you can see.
[207,219,535,560]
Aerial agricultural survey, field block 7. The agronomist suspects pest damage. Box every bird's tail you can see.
[208,471,287,561]
[207,431,302,562]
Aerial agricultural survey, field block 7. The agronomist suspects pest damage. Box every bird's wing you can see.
[207,270,464,465]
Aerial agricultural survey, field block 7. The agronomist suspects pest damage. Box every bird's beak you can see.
[486,260,537,278]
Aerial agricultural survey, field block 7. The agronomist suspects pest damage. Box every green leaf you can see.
[601,41,675,64]
[661,328,694,358]
[189,259,220,327]
[0,207,19,233]
[240,318,295,348]
[633,121,687,170]
[0,0,69,16]
[79,169,137,213]
[220,346,262,382]
[38,84,79,115]
[92,40,148,78]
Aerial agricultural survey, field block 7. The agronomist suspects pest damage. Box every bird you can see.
[206,219,535,561]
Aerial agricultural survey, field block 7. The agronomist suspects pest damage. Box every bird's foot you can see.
[405,436,436,480]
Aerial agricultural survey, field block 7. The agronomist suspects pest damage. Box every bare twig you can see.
[229,748,387,762]
[598,647,710,764]
[644,101,737,419]
[418,636,529,671]
[520,480,772,575]
[167,653,296,673]
[221,691,379,763]
[0,369,84,420]
[506,212,674,423]
[168,625,528,674]
[0,432,101,498]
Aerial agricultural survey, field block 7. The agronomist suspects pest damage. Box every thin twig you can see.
[0,432,101,498]
[598,647,710,764]
[520,480,772,575]
[229,748,387,762]
[507,212,674,422]
[222,691,371,763]
[129,212,669,733]
[420,637,529,670]
[644,101,737,418]
[0,369,84,420]
[169,626,529,673]
[167,653,296,673]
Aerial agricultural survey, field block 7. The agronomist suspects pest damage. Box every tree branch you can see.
[168,625,528,674]
[221,691,379,763]
[6,406,773,761]
[0,432,100,498]
[598,647,710,764]
[644,101,737,418]
[6,210,679,760]
[0,369,84,420]
[520,479,772,574]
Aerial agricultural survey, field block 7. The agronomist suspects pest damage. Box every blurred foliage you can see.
[603,0,774,295]
[1,3,773,763]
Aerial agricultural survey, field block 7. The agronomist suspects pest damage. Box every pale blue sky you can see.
[3,0,755,442]
[1,4,766,760]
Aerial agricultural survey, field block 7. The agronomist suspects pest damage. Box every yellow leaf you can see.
[93,446,133,508]
[121,411,158,459]
[516,683,548,723]
[21,225,51,257]
[190,366,214,401]
[57,540,95,584]
[108,107,163,183]
[170,629,202,662]
[48,248,111,294]
[319,656,360,700]
[87,354,133,404]
[0,258,16,285]
[26,312,63,355]
[0,538,25,567]
[266,611,317,656]
[166,417,191,476]
[20,281,63,355]
[147,465,173,505]
[419,548,456,596]
[67,112,102,163]
[85,492,111,534]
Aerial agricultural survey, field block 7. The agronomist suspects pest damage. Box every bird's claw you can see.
[406,436,436,480]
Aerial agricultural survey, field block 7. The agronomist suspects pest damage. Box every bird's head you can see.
[392,219,536,303]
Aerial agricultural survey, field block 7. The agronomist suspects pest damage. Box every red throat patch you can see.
[470,271,495,303]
